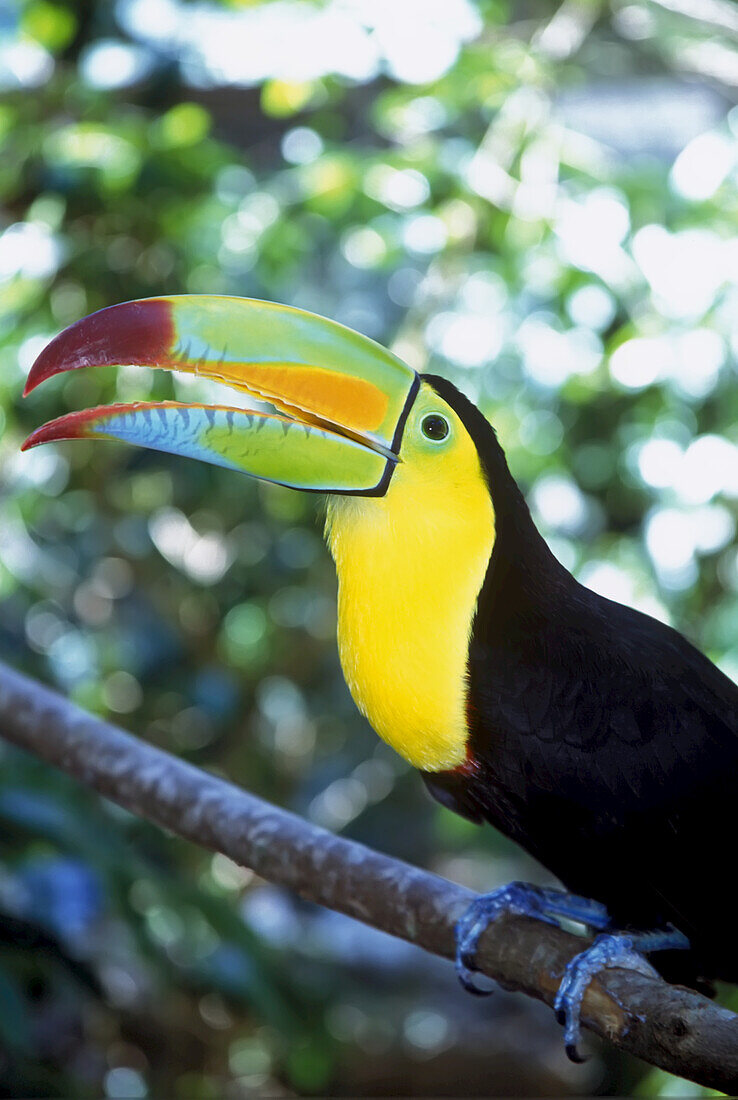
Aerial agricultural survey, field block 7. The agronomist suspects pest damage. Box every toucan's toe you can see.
[552,929,686,1063]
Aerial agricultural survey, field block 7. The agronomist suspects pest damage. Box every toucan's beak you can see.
[22,296,419,495]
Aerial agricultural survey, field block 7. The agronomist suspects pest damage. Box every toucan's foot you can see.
[454,881,611,995]
[455,884,690,1064]
[553,927,690,1062]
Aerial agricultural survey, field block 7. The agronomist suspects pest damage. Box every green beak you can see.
[22,296,419,495]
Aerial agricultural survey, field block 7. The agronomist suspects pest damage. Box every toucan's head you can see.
[23,295,507,534]
[23,296,511,772]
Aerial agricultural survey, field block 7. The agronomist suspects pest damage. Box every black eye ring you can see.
[421,414,450,441]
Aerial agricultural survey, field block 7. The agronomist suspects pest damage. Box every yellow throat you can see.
[325,382,496,772]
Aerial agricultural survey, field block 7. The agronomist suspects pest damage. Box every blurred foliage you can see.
[1,0,738,1095]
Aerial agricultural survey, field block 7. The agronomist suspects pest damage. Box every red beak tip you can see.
[20,421,72,451]
[23,357,57,396]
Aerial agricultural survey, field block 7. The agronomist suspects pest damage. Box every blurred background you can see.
[1,0,738,1095]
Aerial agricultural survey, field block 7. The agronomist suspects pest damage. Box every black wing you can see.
[462,584,738,981]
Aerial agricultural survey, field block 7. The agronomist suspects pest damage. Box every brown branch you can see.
[0,660,736,1090]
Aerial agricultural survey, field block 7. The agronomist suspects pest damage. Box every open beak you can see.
[22,296,419,495]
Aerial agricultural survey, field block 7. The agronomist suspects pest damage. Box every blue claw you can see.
[454,882,608,996]
[455,882,690,1065]
[553,928,689,1062]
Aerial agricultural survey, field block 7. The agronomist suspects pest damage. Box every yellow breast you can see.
[325,386,495,772]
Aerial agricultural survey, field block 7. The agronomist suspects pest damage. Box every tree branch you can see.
[1,660,736,1090]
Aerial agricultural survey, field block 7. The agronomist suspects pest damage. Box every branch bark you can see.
[1,660,737,1090]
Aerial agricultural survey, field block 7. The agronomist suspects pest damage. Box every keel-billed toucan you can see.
[23,296,738,1059]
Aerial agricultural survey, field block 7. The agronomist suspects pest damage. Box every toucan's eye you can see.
[421,414,450,441]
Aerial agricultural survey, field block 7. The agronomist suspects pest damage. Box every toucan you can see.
[22,296,738,1060]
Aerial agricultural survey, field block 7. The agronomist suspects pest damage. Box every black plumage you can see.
[422,376,738,989]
